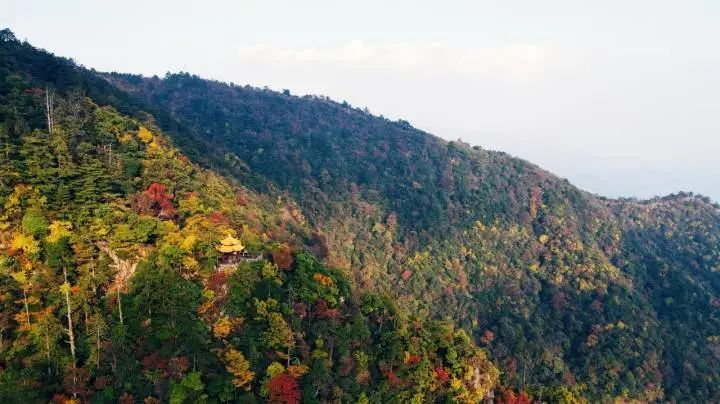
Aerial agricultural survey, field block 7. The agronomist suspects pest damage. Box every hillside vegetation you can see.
[0,30,499,403]
[2,29,720,402]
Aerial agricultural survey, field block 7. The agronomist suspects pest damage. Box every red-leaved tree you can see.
[268,374,301,404]
[144,182,176,218]
[497,389,532,404]
[435,367,450,383]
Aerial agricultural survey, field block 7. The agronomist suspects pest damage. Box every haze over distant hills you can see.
[1,28,720,402]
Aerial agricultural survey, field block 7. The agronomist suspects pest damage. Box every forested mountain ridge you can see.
[0,30,501,403]
[106,68,720,401]
[2,28,720,402]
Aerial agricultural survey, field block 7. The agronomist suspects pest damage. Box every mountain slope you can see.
[0,30,500,403]
[106,72,720,401]
[3,28,720,402]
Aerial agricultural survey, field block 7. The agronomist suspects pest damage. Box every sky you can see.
[3,0,719,201]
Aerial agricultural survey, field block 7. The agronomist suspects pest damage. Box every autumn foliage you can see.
[497,389,532,404]
[146,182,176,218]
[268,374,301,404]
[7,31,720,403]
[271,244,293,270]
[223,349,255,391]
[435,367,450,383]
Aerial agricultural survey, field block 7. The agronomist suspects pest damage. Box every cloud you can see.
[228,40,549,78]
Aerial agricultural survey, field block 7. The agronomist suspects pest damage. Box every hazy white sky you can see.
[3,0,719,201]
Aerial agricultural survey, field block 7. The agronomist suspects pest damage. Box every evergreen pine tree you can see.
[20,129,58,196]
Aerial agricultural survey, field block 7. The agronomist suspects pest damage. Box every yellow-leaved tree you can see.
[223,348,254,391]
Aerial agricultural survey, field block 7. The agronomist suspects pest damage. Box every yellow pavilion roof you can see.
[216,234,245,253]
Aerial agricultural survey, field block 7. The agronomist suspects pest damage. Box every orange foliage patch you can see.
[313,273,333,287]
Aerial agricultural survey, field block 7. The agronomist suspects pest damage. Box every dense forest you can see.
[2,28,720,402]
